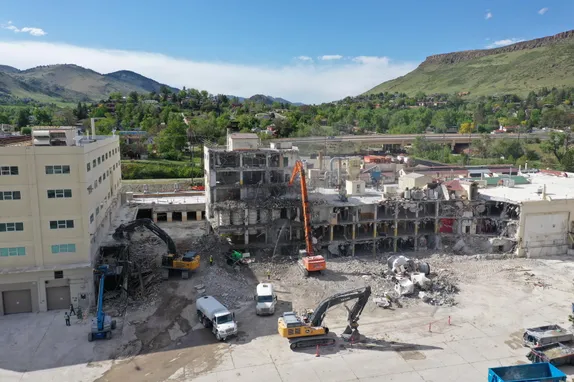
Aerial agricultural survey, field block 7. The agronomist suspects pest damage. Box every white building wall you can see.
[0,135,121,313]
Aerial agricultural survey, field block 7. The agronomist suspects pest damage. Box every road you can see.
[271,133,547,146]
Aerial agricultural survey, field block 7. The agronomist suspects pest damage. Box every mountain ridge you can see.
[365,29,574,97]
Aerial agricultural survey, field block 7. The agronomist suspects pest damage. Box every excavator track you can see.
[289,335,336,350]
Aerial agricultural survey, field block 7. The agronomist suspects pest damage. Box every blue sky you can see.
[0,0,572,103]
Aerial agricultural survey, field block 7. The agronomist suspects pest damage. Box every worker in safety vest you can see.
[209,255,213,266]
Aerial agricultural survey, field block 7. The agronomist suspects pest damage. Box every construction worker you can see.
[209,255,213,266]
[64,312,70,326]
[69,303,76,316]
[267,270,271,280]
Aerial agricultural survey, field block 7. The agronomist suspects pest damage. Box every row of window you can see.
[51,244,76,254]
[50,220,74,229]
[0,222,24,232]
[0,244,76,257]
[0,191,20,200]
[87,147,119,172]
[0,220,75,230]
[47,189,72,199]
[1,165,71,176]
[45,165,70,174]
[0,166,18,176]
[0,247,25,257]
[90,162,120,193]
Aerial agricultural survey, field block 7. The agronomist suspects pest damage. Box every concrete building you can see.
[0,126,121,315]
[204,136,574,258]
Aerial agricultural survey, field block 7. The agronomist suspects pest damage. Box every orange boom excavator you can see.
[289,160,327,276]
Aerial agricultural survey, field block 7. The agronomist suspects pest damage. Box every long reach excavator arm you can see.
[289,160,326,275]
[289,160,314,256]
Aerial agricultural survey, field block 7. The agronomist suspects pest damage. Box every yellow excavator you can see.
[112,218,200,280]
[278,286,371,350]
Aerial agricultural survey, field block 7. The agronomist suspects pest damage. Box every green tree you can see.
[21,127,32,135]
[33,108,52,125]
[156,114,188,159]
[540,131,570,162]
[16,108,30,128]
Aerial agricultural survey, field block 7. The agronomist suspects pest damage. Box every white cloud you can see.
[319,55,343,61]
[295,55,313,62]
[486,38,525,48]
[352,56,390,65]
[485,11,493,20]
[1,21,46,36]
[0,41,416,104]
[538,7,549,15]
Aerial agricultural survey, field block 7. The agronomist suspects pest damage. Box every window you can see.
[99,176,102,184]
[97,157,101,165]
[51,244,76,254]
[105,153,108,160]
[101,155,104,163]
[103,173,106,180]
[96,206,100,216]
[49,220,74,229]
[0,247,25,256]
[0,166,18,176]
[87,163,91,172]
[94,180,98,189]
[0,222,23,232]
[93,159,96,168]
[0,191,21,200]
[47,189,72,199]
[45,165,70,174]
[54,271,63,279]
[90,214,94,223]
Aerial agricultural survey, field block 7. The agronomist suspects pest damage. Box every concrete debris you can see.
[373,296,392,308]
[410,273,431,290]
[395,278,415,296]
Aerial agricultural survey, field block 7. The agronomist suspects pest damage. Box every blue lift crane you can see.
[88,265,117,342]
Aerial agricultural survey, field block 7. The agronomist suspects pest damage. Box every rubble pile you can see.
[200,265,254,309]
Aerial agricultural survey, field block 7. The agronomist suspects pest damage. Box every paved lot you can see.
[2,257,574,381]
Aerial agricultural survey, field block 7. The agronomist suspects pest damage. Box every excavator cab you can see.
[298,250,326,276]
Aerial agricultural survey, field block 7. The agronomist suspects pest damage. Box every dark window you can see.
[54,271,63,279]
[0,166,18,176]
[87,163,91,172]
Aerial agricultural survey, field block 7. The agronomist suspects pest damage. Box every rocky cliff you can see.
[421,30,574,66]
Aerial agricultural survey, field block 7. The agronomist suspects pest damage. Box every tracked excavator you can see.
[289,160,327,276]
[278,286,371,350]
[112,218,200,280]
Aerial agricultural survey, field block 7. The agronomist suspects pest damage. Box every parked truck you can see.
[488,363,566,382]
[196,296,238,341]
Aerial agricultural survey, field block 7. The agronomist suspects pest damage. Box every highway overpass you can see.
[271,132,545,146]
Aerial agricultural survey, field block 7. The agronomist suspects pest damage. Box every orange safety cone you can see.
[315,344,320,357]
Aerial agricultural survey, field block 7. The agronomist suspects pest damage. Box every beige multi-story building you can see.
[0,126,121,315]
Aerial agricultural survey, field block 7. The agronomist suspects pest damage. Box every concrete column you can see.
[244,230,249,245]
[393,221,398,252]
[167,212,173,222]
[330,225,334,241]
[153,212,158,223]
[196,211,201,221]
[182,212,188,222]
[414,222,419,251]
[352,224,356,240]
[435,201,440,234]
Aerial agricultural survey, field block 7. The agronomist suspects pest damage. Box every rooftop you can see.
[478,173,574,203]
[229,133,259,139]
[33,125,77,131]
[306,187,384,206]
[131,193,206,205]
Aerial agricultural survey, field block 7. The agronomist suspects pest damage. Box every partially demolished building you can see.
[204,135,574,257]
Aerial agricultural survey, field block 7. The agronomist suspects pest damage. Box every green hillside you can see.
[366,32,574,97]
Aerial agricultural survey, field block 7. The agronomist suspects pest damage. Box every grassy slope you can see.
[365,39,574,97]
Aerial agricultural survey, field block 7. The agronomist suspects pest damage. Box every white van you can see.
[255,283,277,315]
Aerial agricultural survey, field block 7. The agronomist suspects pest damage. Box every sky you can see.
[0,0,573,104]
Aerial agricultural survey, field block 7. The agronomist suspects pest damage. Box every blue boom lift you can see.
[88,265,117,342]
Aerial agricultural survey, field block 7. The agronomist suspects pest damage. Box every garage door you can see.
[46,286,71,311]
[2,289,32,315]
[524,212,569,246]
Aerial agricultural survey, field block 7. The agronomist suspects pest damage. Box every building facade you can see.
[0,127,121,315]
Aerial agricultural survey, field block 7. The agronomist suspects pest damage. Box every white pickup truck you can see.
[196,296,238,341]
